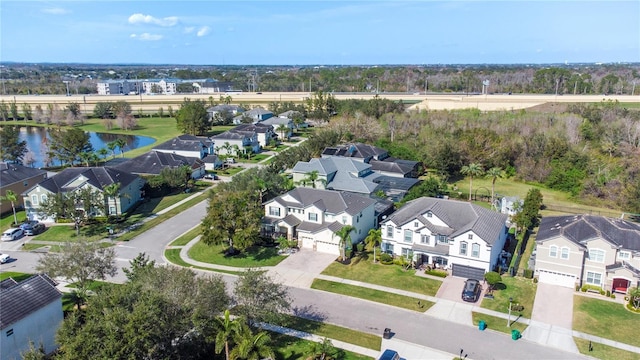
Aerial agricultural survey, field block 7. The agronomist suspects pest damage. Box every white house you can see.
[261,188,377,255]
[234,123,277,147]
[380,197,509,280]
[261,116,294,139]
[0,275,63,360]
[152,134,215,160]
[212,130,261,156]
[114,151,206,178]
[232,107,273,124]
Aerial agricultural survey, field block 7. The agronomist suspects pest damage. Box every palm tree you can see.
[97,148,109,163]
[629,287,640,310]
[276,124,289,141]
[215,310,240,360]
[485,167,504,205]
[460,163,484,201]
[115,138,127,158]
[364,228,382,263]
[0,190,19,225]
[307,337,339,360]
[229,322,275,360]
[298,170,326,189]
[107,141,117,159]
[334,225,356,262]
[78,152,92,167]
[102,183,121,217]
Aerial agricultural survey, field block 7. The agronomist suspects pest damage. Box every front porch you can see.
[606,261,640,295]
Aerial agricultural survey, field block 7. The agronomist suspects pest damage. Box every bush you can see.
[425,269,448,278]
[345,249,352,259]
[379,253,393,265]
[576,285,581,291]
[611,294,616,299]
[533,277,538,283]
[606,290,611,297]
[356,242,364,252]
[600,290,606,296]
[581,286,587,292]
[523,269,533,279]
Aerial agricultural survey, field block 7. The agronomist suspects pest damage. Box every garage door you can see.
[452,264,485,280]
[538,269,576,288]
[300,237,314,250]
[315,241,339,255]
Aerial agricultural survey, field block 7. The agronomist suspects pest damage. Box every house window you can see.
[589,249,605,263]
[404,230,413,243]
[471,243,480,258]
[460,242,468,256]
[420,234,429,244]
[23,181,28,186]
[383,242,394,254]
[426,211,432,218]
[41,194,48,203]
[549,245,558,258]
[560,247,569,260]
[342,216,347,224]
[414,221,419,228]
[386,225,393,238]
[436,235,448,244]
[586,271,602,286]
[6,329,13,337]
[268,207,280,217]
[618,251,630,260]
[468,234,473,240]
[31,194,38,206]
[401,248,411,258]
[308,213,318,221]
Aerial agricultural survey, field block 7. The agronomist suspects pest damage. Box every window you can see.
[589,249,605,263]
[41,194,48,203]
[414,221,419,228]
[618,251,630,260]
[401,248,411,257]
[436,235,448,244]
[586,271,602,286]
[426,211,432,218]
[471,243,480,258]
[268,206,280,217]
[23,181,28,186]
[6,329,13,337]
[549,245,558,258]
[386,225,393,237]
[460,241,468,256]
[403,230,413,243]
[468,234,473,240]
[342,216,347,224]
[384,242,394,254]
[31,194,38,206]
[308,213,318,221]
[560,247,569,260]
[420,234,429,244]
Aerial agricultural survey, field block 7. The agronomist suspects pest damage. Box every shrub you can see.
[606,290,611,297]
[611,294,616,299]
[523,269,533,279]
[533,277,538,283]
[600,290,606,296]
[356,242,364,252]
[580,286,588,292]
[425,269,448,278]
[379,253,393,265]
[576,285,581,291]
[345,249,352,259]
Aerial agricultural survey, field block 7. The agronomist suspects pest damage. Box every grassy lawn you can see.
[321,257,442,296]
[312,279,433,312]
[281,314,381,350]
[573,296,640,346]
[32,224,105,242]
[170,226,201,246]
[574,338,640,360]
[471,312,528,335]
[188,241,286,267]
[239,154,269,163]
[164,248,242,276]
[218,166,245,176]
[271,332,373,360]
[0,210,27,231]
[480,276,537,319]
[0,271,31,282]
[22,243,48,251]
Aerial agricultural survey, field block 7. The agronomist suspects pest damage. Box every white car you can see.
[0,253,10,264]
[1,228,24,241]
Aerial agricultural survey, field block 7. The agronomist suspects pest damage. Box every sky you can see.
[1,1,638,65]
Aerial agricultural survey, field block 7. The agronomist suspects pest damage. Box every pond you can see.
[19,126,156,168]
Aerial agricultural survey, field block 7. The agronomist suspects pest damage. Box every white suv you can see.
[1,228,24,241]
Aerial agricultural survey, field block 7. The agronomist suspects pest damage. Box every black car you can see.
[462,279,482,302]
[23,222,45,236]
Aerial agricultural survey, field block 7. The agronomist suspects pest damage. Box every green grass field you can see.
[479,276,537,319]
[271,332,374,360]
[0,271,31,282]
[471,312,528,335]
[573,296,640,347]
[321,256,442,296]
[170,226,201,246]
[188,241,286,267]
[574,338,639,360]
[281,314,381,351]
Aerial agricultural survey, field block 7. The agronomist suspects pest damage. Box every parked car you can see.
[378,349,400,360]
[1,228,24,241]
[23,222,45,236]
[19,220,39,230]
[203,174,219,180]
[0,253,10,264]
[462,278,482,302]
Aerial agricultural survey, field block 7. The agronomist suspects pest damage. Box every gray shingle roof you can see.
[272,188,376,216]
[382,197,507,245]
[606,261,640,276]
[234,123,273,134]
[0,274,62,329]
[207,104,245,113]
[153,135,209,152]
[370,160,414,175]
[114,151,201,175]
[326,171,379,194]
[34,166,140,194]
[322,143,388,160]
[537,215,640,251]
[0,162,47,187]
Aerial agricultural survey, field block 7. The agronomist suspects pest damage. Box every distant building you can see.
[96,78,233,95]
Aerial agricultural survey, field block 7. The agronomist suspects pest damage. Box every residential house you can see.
[380,197,509,280]
[232,107,273,124]
[278,110,308,128]
[261,188,377,255]
[0,163,47,215]
[0,274,63,360]
[322,143,421,178]
[96,80,140,95]
[22,167,144,222]
[114,151,206,178]
[499,196,522,217]
[234,123,277,147]
[207,104,245,123]
[212,130,261,156]
[261,116,294,139]
[152,134,215,160]
[535,215,640,292]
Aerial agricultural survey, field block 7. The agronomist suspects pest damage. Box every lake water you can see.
[19,127,156,168]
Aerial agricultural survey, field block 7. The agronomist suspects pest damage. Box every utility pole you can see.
[633,81,636,96]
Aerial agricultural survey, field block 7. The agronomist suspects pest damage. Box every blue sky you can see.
[1,1,638,65]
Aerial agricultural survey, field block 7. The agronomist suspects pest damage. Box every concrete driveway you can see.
[267,248,336,288]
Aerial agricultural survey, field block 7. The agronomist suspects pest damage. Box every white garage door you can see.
[538,269,576,288]
[315,241,340,255]
[300,237,314,250]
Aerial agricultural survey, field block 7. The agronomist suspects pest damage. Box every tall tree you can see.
[233,269,291,326]
[485,167,505,205]
[114,137,127,157]
[102,182,121,216]
[334,225,356,261]
[364,228,382,263]
[175,98,209,135]
[93,101,112,119]
[122,252,155,282]
[21,103,32,121]
[215,310,240,360]
[0,190,19,225]
[460,163,484,201]
[39,188,104,234]
[48,128,93,166]
[276,124,289,140]
[0,125,28,164]
[229,323,275,360]
[307,337,341,360]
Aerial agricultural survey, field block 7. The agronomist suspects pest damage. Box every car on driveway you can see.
[378,349,400,360]
[462,278,482,302]
[0,253,10,264]
[23,222,45,236]
[19,220,39,230]
[1,228,24,241]
[203,174,219,180]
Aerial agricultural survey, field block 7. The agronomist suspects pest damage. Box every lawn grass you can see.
[239,154,269,163]
[188,241,286,267]
[0,210,27,231]
[218,166,245,176]
[31,224,105,242]
[311,279,433,312]
[573,296,640,346]
[479,276,537,319]
[574,338,640,360]
[0,271,31,282]
[471,312,528,334]
[22,243,48,251]
[270,332,374,360]
[170,226,201,246]
[281,314,381,350]
[321,256,442,296]
[164,248,243,276]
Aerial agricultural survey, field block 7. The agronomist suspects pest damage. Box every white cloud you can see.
[184,26,195,34]
[128,13,178,27]
[196,26,210,37]
[130,33,163,41]
[42,8,70,15]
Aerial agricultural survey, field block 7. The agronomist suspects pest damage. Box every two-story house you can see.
[114,151,206,178]
[207,104,245,123]
[0,163,47,215]
[535,215,640,292]
[212,130,261,156]
[234,123,277,147]
[321,143,421,178]
[22,167,144,222]
[261,188,377,255]
[380,197,509,280]
[261,116,294,139]
[152,134,215,160]
[232,107,274,124]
